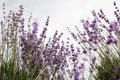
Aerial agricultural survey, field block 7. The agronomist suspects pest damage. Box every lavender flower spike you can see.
[32,21,38,34]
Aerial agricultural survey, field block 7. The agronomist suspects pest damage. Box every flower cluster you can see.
[69,1,120,80]
[20,20,87,79]
[1,1,120,80]
[0,3,86,80]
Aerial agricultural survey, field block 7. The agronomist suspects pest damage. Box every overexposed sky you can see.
[0,0,118,39]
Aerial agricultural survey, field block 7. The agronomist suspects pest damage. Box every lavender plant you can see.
[70,1,120,80]
[20,20,86,80]
[3,1,120,80]
[0,3,24,80]
[0,3,85,80]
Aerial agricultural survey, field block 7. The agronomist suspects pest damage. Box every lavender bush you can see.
[0,3,24,80]
[1,1,119,80]
[0,3,86,80]
[69,1,120,80]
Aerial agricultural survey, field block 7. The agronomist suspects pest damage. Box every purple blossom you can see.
[32,21,38,34]
[0,3,86,80]
[74,72,79,80]
[45,16,49,26]
[92,56,96,64]
[83,20,90,29]
[109,21,117,31]
[71,32,77,40]
[106,35,117,44]
[57,73,64,79]
[40,27,47,38]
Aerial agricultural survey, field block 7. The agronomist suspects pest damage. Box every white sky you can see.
[0,0,118,40]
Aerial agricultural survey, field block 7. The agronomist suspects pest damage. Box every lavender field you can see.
[0,0,120,80]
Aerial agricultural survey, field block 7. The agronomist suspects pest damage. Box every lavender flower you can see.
[45,16,49,26]
[74,72,79,80]
[32,21,38,34]
[70,1,120,80]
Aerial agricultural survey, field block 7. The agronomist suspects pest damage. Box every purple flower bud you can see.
[92,56,96,64]
[19,5,23,9]
[114,1,116,6]
[74,72,79,80]
[0,21,3,25]
[32,21,38,33]
[21,18,25,25]
[109,21,117,30]
[71,32,77,40]
[45,16,49,26]
[77,47,80,52]
[106,39,112,44]
[57,73,64,79]
[83,49,87,54]
[20,34,26,42]
[105,50,110,54]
